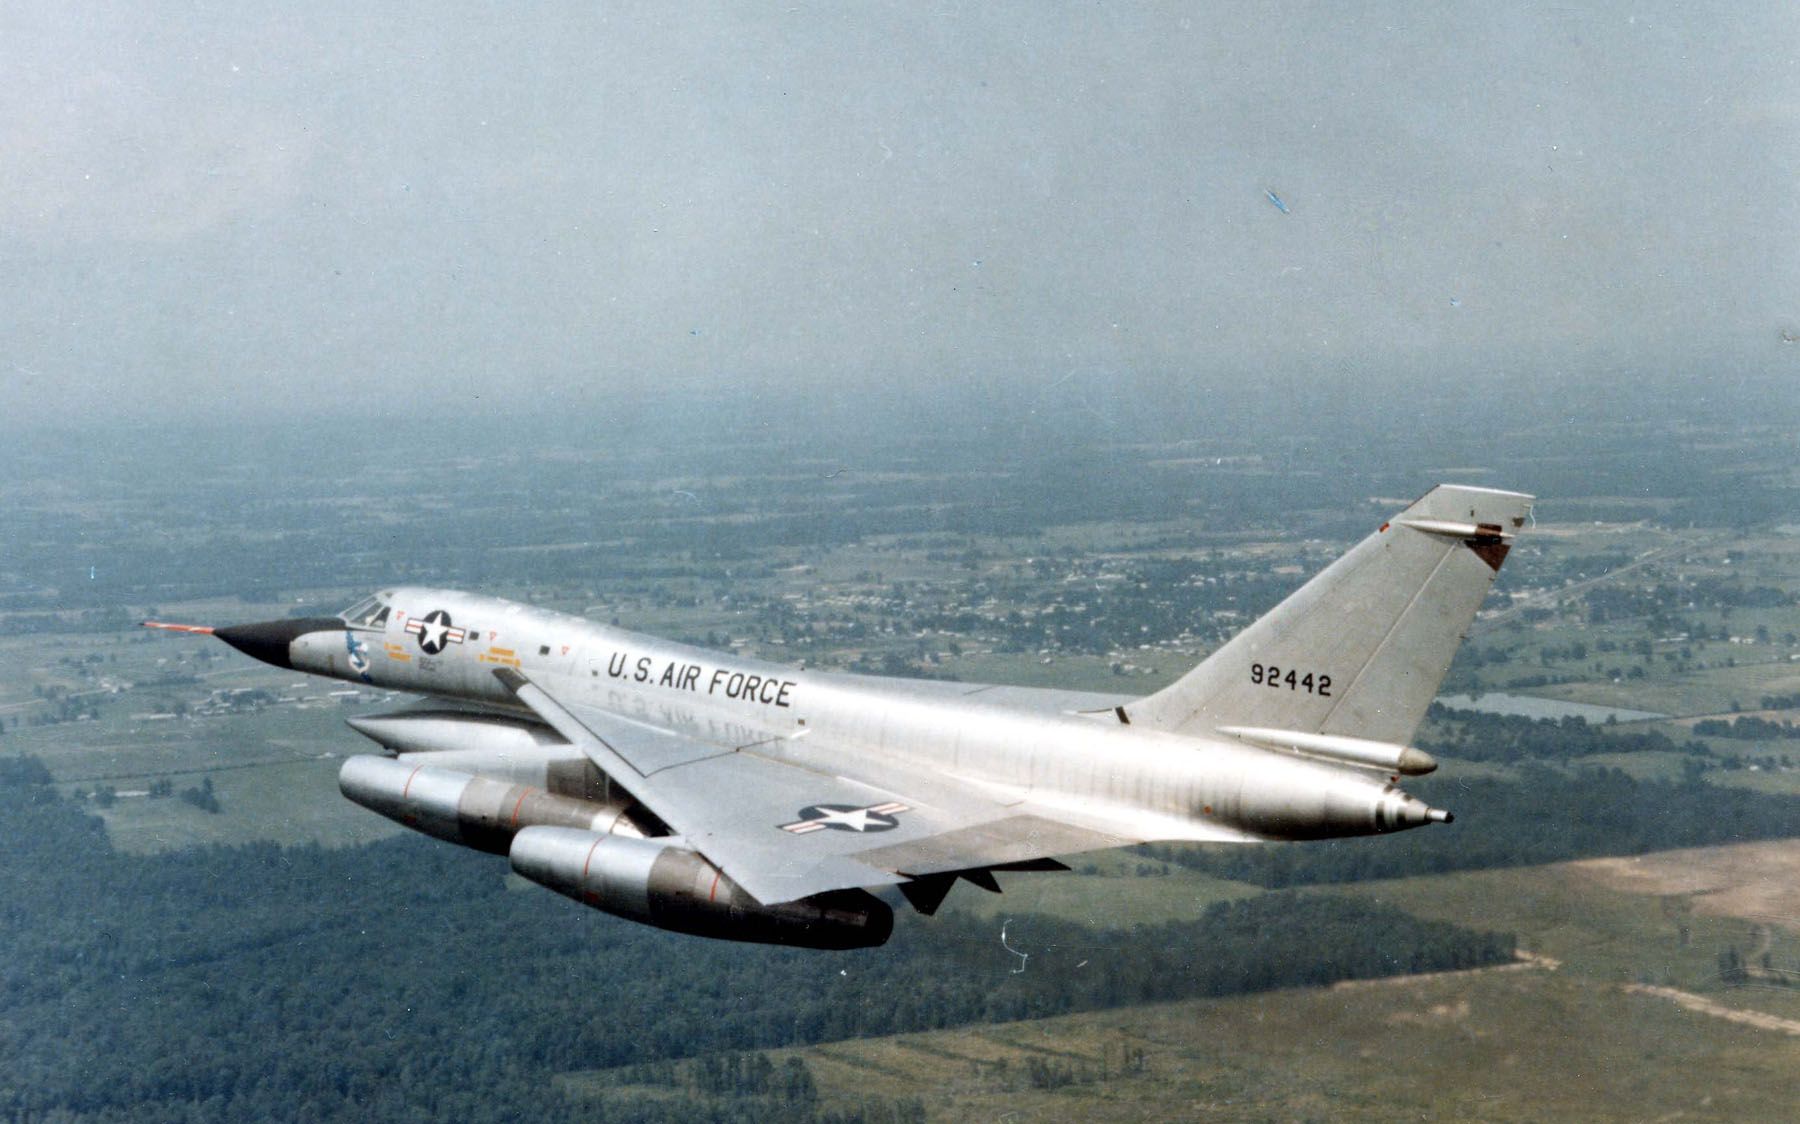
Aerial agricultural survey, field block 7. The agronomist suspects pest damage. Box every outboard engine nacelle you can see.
[338,755,648,854]
[509,827,894,949]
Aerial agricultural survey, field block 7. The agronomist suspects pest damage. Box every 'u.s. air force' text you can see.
[604,651,795,707]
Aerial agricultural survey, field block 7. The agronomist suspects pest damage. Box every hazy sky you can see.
[4,2,1796,424]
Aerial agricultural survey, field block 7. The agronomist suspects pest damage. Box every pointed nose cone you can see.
[213,617,345,669]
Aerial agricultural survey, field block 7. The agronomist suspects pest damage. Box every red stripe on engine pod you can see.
[400,765,426,826]
[579,837,608,906]
[708,870,722,902]
[509,787,533,828]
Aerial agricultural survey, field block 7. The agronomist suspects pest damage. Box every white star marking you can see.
[420,618,450,650]
[814,806,882,832]
[779,801,909,835]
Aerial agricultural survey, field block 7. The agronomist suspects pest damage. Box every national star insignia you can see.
[405,609,466,655]
[780,801,910,835]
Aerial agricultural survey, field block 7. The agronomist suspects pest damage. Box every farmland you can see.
[4,393,1799,1119]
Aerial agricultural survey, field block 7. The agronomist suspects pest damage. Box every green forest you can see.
[0,755,1512,1123]
[1419,708,1712,762]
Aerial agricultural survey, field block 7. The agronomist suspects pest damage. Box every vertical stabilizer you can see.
[1125,485,1533,745]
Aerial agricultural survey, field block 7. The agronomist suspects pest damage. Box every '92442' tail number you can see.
[1250,663,1331,696]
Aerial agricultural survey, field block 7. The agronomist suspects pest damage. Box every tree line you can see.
[1420,706,1711,763]
[0,754,1510,1123]
[1692,715,1800,741]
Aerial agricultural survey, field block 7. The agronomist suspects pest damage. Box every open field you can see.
[6,415,1800,1118]
[1536,663,1800,720]
[565,840,1800,1120]
[1570,840,1800,928]
[571,964,1800,1122]
[762,970,1800,1122]
[90,756,400,852]
[1331,857,1798,1010]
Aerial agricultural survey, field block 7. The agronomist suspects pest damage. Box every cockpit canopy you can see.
[340,592,394,630]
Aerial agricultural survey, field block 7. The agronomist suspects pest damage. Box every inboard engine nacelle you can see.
[509,827,895,950]
[338,755,647,855]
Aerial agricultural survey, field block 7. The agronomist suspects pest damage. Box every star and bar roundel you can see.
[780,802,910,835]
[404,609,466,655]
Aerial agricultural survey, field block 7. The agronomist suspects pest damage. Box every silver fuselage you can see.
[302,587,1434,843]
